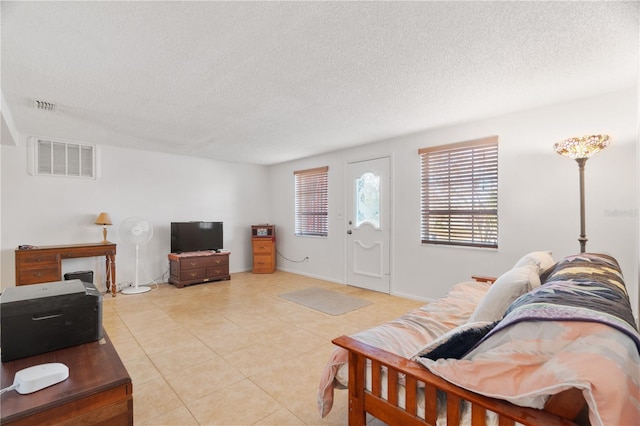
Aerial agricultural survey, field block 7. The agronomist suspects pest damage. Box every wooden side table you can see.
[1,330,132,425]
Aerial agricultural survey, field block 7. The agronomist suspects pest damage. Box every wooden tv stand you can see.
[168,251,230,288]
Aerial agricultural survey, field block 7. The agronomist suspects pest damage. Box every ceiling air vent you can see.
[28,137,96,179]
[34,100,56,111]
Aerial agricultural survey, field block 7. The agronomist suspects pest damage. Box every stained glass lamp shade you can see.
[553,134,610,159]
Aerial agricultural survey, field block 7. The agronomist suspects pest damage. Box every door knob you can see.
[347,230,352,234]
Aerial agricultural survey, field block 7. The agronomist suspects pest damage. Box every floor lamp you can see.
[553,134,610,253]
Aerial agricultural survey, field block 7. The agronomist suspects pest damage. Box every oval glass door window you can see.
[355,172,380,228]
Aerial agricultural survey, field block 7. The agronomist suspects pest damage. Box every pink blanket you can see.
[417,321,640,426]
[317,280,490,417]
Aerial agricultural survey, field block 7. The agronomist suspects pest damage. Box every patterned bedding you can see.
[317,280,491,417]
[494,253,638,347]
[416,253,640,426]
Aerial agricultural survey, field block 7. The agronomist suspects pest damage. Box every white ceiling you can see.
[2,1,638,165]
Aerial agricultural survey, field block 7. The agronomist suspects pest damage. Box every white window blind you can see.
[294,166,329,237]
[419,136,498,248]
[35,138,95,178]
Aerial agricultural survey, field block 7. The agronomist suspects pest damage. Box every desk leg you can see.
[106,254,117,297]
[111,255,117,297]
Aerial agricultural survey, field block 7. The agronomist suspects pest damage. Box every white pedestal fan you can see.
[119,217,153,295]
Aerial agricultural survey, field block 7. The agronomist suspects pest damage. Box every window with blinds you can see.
[294,166,329,237]
[419,136,498,248]
[33,138,95,178]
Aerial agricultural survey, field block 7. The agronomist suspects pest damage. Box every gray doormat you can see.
[279,287,372,316]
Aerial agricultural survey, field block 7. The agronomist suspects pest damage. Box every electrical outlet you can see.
[116,283,132,292]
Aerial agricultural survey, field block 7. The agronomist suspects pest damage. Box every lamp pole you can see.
[576,158,587,253]
[554,134,610,254]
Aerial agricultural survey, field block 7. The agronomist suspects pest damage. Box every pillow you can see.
[513,251,555,274]
[413,321,497,361]
[468,265,541,322]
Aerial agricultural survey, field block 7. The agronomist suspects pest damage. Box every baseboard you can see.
[391,290,432,303]
[274,267,346,285]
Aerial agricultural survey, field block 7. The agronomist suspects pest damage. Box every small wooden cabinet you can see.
[168,252,230,288]
[251,225,276,274]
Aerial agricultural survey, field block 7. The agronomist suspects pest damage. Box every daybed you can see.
[318,252,640,426]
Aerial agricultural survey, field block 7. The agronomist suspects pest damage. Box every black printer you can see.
[1,279,102,362]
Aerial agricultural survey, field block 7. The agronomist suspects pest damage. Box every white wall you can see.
[269,89,639,319]
[1,141,270,292]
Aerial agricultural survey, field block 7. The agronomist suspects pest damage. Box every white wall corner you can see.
[1,91,19,147]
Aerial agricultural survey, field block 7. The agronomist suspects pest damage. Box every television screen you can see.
[171,222,223,253]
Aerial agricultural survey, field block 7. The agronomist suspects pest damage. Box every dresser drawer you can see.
[179,268,206,281]
[16,252,59,267]
[252,240,273,254]
[16,267,61,285]
[180,255,228,270]
[207,265,229,278]
[253,255,274,271]
[180,257,213,270]
[209,255,228,267]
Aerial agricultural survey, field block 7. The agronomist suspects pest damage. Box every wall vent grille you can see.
[30,137,96,179]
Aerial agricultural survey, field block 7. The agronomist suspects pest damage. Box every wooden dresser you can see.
[168,251,230,288]
[1,330,132,425]
[251,225,276,273]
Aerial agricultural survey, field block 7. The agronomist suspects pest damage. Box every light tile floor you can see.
[103,271,424,425]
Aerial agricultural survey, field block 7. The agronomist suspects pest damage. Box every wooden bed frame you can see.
[332,336,587,426]
[331,276,588,426]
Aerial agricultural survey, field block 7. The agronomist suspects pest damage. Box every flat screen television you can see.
[171,221,223,253]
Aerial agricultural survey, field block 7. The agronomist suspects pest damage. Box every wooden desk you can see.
[15,243,117,297]
[1,331,133,425]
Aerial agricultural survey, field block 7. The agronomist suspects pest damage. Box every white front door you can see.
[346,157,390,293]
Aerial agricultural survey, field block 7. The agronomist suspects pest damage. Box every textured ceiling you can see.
[1,1,638,165]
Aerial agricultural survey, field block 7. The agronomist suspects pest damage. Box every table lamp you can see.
[553,134,610,253]
[95,212,113,244]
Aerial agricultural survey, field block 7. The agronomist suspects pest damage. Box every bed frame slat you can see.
[388,369,398,406]
[424,383,438,424]
[471,403,486,425]
[447,394,461,426]
[371,360,381,397]
[406,376,418,416]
